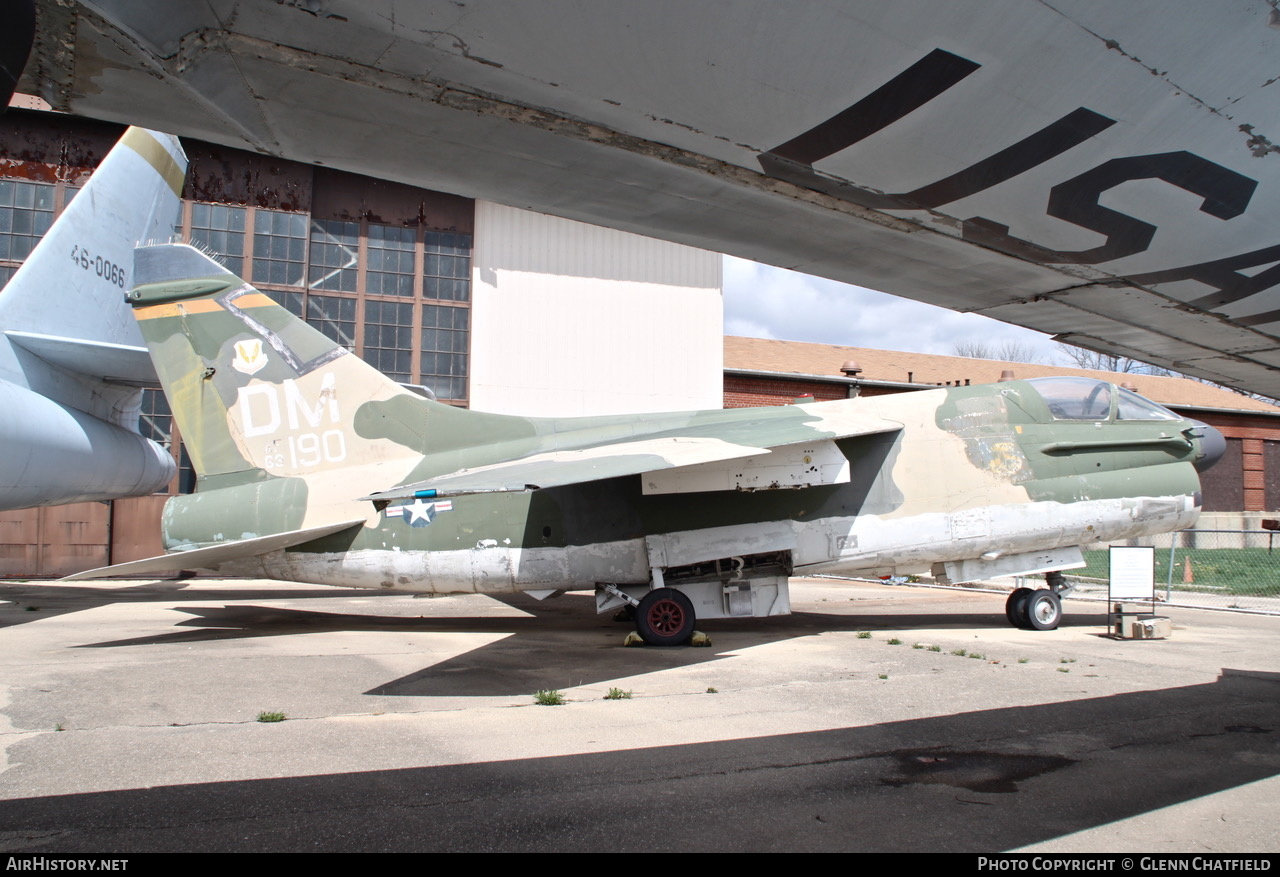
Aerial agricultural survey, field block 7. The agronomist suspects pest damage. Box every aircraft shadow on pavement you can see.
[60,589,1112,697]
[0,669,1275,853]
[0,578,377,631]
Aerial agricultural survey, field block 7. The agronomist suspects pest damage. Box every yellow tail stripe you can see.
[136,292,277,320]
[121,128,186,198]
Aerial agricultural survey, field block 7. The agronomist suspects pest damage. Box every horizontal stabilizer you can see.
[61,519,366,581]
[368,417,901,501]
[5,331,159,386]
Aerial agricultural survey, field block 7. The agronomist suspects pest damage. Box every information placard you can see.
[1109,545,1156,601]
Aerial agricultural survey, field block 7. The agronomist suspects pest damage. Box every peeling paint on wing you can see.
[1239,124,1280,158]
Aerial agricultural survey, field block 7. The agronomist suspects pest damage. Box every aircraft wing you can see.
[18,2,1280,397]
[367,416,902,501]
[61,519,367,581]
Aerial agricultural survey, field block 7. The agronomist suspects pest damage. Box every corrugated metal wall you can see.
[469,201,723,416]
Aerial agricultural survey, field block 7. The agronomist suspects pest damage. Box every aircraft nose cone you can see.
[1190,420,1226,472]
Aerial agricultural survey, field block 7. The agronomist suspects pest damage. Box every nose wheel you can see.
[1005,573,1067,631]
[1023,589,1062,630]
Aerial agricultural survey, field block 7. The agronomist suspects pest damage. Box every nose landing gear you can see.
[1005,571,1071,631]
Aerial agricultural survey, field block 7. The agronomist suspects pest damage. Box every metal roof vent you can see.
[840,360,862,376]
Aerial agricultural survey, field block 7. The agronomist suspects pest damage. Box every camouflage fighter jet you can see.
[67,244,1225,643]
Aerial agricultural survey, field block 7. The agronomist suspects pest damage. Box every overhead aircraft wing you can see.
[61,519,367,581]
[19,2,1280,396]
[367,415,902,501]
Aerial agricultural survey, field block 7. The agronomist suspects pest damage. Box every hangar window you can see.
[189,203,246,275]
[252,209,307,287]
[304,293,357,350]
[421,304,470,401]
[364,298,415,382]
[424,231,471,302]
[0,180,54,263]
[308,219,359,292]
[366,224,416,296]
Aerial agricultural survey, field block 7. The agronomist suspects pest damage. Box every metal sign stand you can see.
[1108,546,1171,639]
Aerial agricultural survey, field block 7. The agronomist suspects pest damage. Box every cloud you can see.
[723,256,1060,363]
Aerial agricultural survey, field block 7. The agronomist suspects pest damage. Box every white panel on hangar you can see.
[469,201,723,416]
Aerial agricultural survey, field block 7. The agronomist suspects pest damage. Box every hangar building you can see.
[0,110,721,574]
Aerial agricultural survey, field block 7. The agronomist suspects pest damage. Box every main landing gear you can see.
[1005,571,1071,631]
[634,587,696,646]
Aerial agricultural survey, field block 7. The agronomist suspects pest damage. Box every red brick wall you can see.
[724,375,900,408]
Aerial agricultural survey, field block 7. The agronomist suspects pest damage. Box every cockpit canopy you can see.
[1026,377,1181,422]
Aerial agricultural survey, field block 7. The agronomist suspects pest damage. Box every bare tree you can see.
[953,339,1044,363]
[1056,344,1173,376]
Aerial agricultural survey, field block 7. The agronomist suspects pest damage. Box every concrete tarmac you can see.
[0,576,1276,853]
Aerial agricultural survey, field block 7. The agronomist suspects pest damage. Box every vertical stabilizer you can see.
[128,243,431,486]
[0,127,186,508]
[0,127,186,364]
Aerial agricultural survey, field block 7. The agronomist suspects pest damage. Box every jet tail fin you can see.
[127,244,535,489]
[0,128,186,354]
[0,127,186,426]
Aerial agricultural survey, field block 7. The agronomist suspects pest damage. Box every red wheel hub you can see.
[647,599,685,634]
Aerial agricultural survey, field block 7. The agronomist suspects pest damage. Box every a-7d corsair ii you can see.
[69,244,1224,643]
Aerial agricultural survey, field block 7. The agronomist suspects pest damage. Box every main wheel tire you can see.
[1005,587,1034,628]
[635,588,696,646]
[1026,589,1063,631]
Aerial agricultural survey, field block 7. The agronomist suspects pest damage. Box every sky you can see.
[721,255,1064,365]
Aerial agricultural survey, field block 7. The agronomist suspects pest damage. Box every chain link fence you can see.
[1051,529,1280,614]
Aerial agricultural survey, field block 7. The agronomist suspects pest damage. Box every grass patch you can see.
[1060,658,1076,664]
[878,674,888,680]
[256,711,286,723]
[1057,667,1070,674]
[927,645,942,652]
[604,687,632,700]
[534,689,565,706]
[911,643,924,650]
[968,652,984,660]
[706,687,718,694]
[1018,657,1029,664]
[887,637,903,645]
[857,631,872,639]
[951,648,968,657]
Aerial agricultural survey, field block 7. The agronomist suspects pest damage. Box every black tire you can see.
[1005,587,1034,628]
[1025,589,1062,631]
[635,588,696,646]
